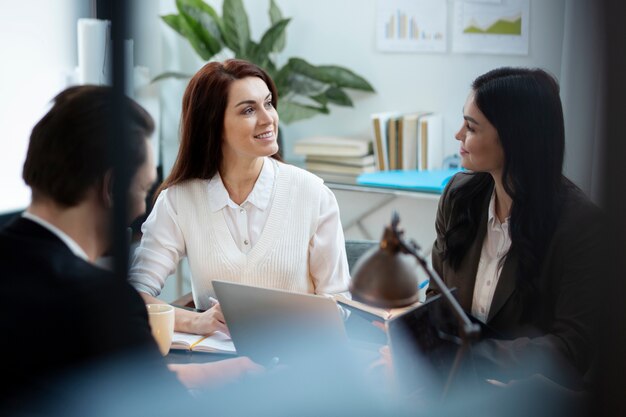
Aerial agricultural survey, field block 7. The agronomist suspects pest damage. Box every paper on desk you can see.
[171,331,236,354]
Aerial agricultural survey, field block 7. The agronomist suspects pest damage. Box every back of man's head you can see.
[22,85,155,206]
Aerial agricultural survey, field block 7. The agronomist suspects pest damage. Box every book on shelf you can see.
[372,111,443,171]
[388,116,399,170]
[418,114,443,170]
[305,161,376,176]
[333,294,423,322]
[397,111,432,170]
[171,331,236,354]
[371,111,400,171]
[305,153,376,167]
[293,136,372,157]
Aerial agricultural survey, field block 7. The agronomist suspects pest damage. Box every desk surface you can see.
[164,313,386,365]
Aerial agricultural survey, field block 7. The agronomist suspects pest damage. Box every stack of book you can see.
[370,111,443,172]
[293,136,376,184]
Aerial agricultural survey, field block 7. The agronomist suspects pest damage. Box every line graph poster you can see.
[376,0,447,53]
[452,0,529,55]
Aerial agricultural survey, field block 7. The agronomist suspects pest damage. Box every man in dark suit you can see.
[0,86,260,415]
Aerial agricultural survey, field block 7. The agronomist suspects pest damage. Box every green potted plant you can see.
[156,0,375,124]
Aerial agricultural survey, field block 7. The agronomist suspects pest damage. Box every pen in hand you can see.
[206,296,229,336]
[209,296,219,308]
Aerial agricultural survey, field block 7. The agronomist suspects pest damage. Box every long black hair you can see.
[444,67,567,316]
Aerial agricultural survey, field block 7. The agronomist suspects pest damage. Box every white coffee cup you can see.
[146,304,175,356]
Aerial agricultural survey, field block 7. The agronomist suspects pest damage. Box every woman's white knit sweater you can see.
[174,163,324,310]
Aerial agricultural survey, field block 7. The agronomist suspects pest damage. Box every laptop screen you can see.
[212,280,348,367]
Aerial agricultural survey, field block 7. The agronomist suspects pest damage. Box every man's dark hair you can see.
[23,85,155,206]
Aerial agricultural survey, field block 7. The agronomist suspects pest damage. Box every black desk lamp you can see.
[350,211,481,399]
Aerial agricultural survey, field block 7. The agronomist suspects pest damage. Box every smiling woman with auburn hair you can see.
[129,59,351,337]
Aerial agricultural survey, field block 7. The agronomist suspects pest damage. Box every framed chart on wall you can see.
[452,0,530,55]
[376,0,447,53]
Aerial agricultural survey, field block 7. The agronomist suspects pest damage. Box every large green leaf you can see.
[222,0,250,55]
[310,93,328,106]
[257,18,290,58]
[286,73,327,96]
[161,14,215,60]
[239,40,276,72]
[288,58,375,92]
[321,86,354,106]
[161,14,186,37]
[273,63,292,93]
[279,100,329,124]
[176,0,222,41]
[316,65,375,91]
[268,0,286,53]
[177,2,222,58]
[239,40,268,68]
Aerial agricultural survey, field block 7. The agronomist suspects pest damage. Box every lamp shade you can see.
[349,220,421,308]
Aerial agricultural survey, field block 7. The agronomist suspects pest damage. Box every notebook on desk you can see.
[212,280,349,366]
[356,168,462,194]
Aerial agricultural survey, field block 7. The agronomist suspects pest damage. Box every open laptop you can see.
[212,280,349,366]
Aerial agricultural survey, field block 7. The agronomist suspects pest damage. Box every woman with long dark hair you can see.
[129,59,350,336]
[431,67,604,384]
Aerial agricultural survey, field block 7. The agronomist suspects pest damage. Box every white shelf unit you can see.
[327,182,441,257]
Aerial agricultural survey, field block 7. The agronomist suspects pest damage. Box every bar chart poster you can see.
[452,0,529,55]
[376,0,447,53]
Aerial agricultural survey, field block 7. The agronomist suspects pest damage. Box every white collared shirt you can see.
[471,190,511,323]
[22,211,90,261]
[207,157,275,254]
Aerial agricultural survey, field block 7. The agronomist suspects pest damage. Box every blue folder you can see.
[356,169,463,194]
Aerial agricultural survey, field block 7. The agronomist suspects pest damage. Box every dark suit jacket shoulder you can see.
[0,217,165,405]
[431,173,605,383]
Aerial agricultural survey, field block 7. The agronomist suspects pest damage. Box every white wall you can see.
[277,0,566,163]
[153,0,603,198]
[0,0,92,213]
[0,0,602,210]
[153,0,574,173]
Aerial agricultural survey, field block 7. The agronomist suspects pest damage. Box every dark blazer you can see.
[431,173,605,384]
[0,217,175,411]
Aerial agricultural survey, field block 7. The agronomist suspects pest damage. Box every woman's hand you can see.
[192,303,230,336]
